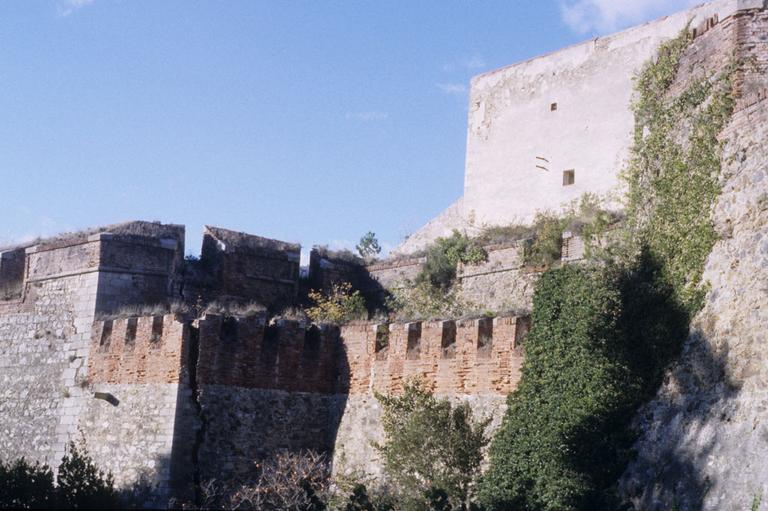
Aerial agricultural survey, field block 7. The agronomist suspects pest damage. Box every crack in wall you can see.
[186,323,206,507]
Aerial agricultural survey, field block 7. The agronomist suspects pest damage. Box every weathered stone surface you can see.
[620,9,768,509]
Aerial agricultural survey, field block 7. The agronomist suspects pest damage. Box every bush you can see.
[0,442,119,510]
[306,282,367,324]
[0,458,55,509]
[385,282,473,321]
[375,380,490,510]
[191,451,330,511]
[416,231,487,292]
[523,212,566,268]
[479,258,687,510]
[56,441,119,509]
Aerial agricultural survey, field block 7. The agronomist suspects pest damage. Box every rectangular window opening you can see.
[406,323,422,360]
[441,321,457,359]
[550,102,558,111]
[150,316,164,345]
[477,318,493,358]
[563,169,575,186]
[124,318,138,348]
[375,324,390,361]
[100,320,113,347]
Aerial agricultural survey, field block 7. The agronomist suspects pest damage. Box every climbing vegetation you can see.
[623,29,737,312]
[481,28,738,510]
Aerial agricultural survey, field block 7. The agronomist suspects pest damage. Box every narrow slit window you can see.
[406,323,422,360]
[100,320,113,347]
[375,324,389,361]
[150,316,164,344]
[125,317,138,348]
[477,318,493,358]
[563,169,575,186]
[441,321,457,359]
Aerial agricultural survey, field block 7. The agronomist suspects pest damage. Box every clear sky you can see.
[0,0,697,259]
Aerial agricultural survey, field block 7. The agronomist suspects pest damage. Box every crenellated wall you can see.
[79,312,529,487]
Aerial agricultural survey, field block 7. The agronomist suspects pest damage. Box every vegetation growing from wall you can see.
[357,232,382,262]
[386,231,485,320]
[385,283,473,321]
[417,230,487,292]
[306,282,368,324]
[374,380,490,510]
[623,29,736,312]
[480,29,737,510]
[474,194,620,268]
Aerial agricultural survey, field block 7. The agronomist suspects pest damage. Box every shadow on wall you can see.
[619,330,741,510]
[163,315,351,506]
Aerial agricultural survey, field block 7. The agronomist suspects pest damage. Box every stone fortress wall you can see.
[0,220,533,501]
[2,0,766,507]
[396,0,767,255]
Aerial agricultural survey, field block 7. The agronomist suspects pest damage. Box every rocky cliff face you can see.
[620,58,768,511]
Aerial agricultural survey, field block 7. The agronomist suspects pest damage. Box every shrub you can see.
[56,441,119,509]
[0,458,55,509]
[375,380,490,510]
[385,281,473,321]
[416,231,487,292]
[194,451,330,511]
[306,282,367,324]
[0,442,119,510]
[523,212,566,268]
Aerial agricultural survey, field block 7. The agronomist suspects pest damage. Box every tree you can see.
[0,458,55,509]
[375,380,490,510]
[356,232,382,261]
[56,441,119,509]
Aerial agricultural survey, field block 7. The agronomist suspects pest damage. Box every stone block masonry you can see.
[79,312,529,487]
[2,1,765,506]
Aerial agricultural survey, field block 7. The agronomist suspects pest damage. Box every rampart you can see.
[80,311,528,490]
[2,1,766,506]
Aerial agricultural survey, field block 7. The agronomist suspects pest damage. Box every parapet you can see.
[86,312,531,398]
[195,314,343,393]
[341,315,530,396]
[196,226,301,311]
[88,314,189,385]
[308,247,366,293]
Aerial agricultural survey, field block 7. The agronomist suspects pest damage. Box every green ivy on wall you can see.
[623,29,737,313]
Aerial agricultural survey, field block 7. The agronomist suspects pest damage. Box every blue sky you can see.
[0,0,696,259]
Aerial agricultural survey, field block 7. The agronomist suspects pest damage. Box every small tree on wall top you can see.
[356,232,382,262]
